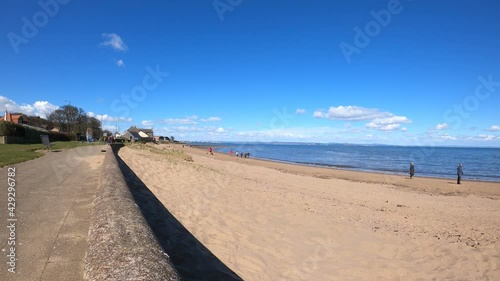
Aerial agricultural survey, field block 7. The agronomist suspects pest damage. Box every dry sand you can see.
[117,143,500,281]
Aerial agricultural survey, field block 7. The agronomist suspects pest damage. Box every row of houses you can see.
[1,112,171,143]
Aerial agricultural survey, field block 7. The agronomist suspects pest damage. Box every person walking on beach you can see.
[457,163,464,184]
[230,149,233,156]
[209,147,213,155]
[409,162,415,179]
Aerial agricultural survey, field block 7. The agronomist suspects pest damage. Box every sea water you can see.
[194,142,500,182]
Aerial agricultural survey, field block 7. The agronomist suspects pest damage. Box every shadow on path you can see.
[114,146,243,281]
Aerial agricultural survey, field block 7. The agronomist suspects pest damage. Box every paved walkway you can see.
[0,145,105,281]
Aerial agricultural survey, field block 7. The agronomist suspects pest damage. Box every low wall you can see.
[84,144,180,280]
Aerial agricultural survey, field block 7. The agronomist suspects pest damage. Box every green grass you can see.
[0,141,102,167]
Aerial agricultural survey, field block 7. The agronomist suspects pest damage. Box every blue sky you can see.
[1,0,499,146]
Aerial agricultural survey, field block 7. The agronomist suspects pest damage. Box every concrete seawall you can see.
[84,144,180,280]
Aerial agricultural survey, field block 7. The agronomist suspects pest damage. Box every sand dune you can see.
[117,143,500,280]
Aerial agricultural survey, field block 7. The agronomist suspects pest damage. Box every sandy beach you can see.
[117,143,500,280]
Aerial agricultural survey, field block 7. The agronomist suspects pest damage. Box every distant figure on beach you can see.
[236,151,239,157]
[209,147,213,155]
[230,149,233,156]
[409,162,415,179]
[457,163,464,184]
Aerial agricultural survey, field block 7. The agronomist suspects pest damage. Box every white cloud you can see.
[201,117,221,122]
[320,105,382,121]
[366,123,401,131]
[487,125,500,131]
[87,112,132,123]
[315,105,410,132]
[33,101,59,117]
[344,123,352,128]
[436,123,448,130]
[216,127,225,133]
[295,108,306,115]
[101,33,128,52]
[116,59,126,67]
[0,96,58,118]
[365,115,410,131]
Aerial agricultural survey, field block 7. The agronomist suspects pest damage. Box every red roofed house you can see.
[0,111,28,124]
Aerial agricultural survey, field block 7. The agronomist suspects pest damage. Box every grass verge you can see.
[0,141,102,167]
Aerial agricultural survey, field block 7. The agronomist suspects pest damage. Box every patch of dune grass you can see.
[127,143,194,162]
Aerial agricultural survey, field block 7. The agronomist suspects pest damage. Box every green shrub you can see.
[48,131,76,141]
[0,121,76,143]
[0,121,25,137]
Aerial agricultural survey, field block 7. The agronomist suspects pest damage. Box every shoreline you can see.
[190,144,500,184]
[231,155,500,183]
[187,144,500,199]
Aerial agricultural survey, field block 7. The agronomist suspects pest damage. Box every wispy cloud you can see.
[314,105,410,131]
[313,110,324,118]
[440,134,458,140]
[436,123,448,130]
[295,108,306,115]
[164,117,198,125]
[116,59,126,67]
[160,115,220,125]
[101,33,128,52]
[201,117,221,122]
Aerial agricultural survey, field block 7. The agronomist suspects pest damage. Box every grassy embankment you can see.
[0,142,101,167]
[126,142,194,162]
